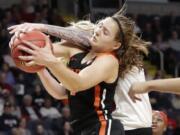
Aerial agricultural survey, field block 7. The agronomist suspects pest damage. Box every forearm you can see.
[146,78,180,94]
[41,24,91,50]
[37,69,67,99]
[46,59,83,92]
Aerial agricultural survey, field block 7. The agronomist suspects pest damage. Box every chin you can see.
[152,128,159,133]
[90,41,98,48]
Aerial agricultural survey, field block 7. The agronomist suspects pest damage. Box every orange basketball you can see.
[11,31,47,73]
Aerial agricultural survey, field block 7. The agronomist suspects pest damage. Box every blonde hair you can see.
[70,20,95,33]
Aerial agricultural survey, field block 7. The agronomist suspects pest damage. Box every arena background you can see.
[0,0,179,135]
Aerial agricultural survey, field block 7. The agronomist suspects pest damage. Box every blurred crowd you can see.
[0,0,180,135]
[129,12,180,135]
[130,13,180,75]
[0,1,71,135]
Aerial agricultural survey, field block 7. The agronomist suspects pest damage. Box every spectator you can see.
[152,110,168,135]
[63,121,73,135]
[0,102,19,133]
[142,22,154,41]
[40,97,61,119]
[32,84,46,108]
[153,33,169,51]
[171,95,180,111]
[34,123,54,135]
[3,50,16,68]
[12,118,32,135]
[51,106,72,135]
[2,62,15,86]
[9,94,21,119]
[168,30,180,53]
[152,16,162,36]
[132,14,142,35]
[0,71,12,93]
[20,94,41,121]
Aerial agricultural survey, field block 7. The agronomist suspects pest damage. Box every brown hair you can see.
[111,5,150,78]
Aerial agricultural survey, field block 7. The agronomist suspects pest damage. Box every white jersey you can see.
[112,67,152,130]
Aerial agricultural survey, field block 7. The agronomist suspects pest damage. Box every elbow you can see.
[53,96,62,100]
[64,78,88,92]
[67,83,86,92]
[50,94,64,100]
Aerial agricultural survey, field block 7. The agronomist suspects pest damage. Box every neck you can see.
[153,131,164,135]
[81,50,99,64]
[85,51,98,60]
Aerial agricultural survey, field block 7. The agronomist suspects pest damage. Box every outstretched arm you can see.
[129,78,180,102]
[42,25,92,50]
[8,23,92,50]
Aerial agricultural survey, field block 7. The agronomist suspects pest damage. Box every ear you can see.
[113,42,121,50]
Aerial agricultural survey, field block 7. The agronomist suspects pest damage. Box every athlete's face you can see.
[152,112,167,135]
[90,17,121,52]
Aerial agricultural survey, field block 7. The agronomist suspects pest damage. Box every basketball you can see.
[11,31,47,73]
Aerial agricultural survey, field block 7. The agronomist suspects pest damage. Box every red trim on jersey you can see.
[94,85,107,135]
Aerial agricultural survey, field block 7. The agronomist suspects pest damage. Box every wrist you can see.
[46,57,63,68]
[37,68,47,75]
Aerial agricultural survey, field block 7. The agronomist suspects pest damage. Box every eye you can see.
[98,24,102,28]
[104,29,108,35]
[97,23,102,28]
[157,118,163,122]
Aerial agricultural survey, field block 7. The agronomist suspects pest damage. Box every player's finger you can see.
[18,45,35,55]
[9,28,18,34]
[45,35,51,49]
[21,40,39,50]
[25,61,35,67]
[18,55,34,61]
[7,25,18,31]
[14,31,22,38]
[134,95,142,102]
[9,36,15,48]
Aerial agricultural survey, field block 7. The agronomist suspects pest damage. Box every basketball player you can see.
[8,6,152,135]
[9,16,128,135]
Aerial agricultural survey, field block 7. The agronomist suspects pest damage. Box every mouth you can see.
[152,124,157,129]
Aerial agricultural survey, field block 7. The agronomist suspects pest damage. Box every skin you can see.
[152,112,167,135]
[8,17,121,100]
[128,78,180,102]
[8,23,91,50]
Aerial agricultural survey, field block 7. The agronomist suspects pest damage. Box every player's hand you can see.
[8,23,44,48]
[18,36,55,67]
[128,82,147,103]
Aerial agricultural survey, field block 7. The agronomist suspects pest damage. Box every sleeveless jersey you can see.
[67,52,118,131]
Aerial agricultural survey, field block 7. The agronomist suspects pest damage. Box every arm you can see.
[46,55,119,92]
[8,23,92,50]
[129,78,180,102]
[52,41,70,57]
[17,37,118,92]
[37,69,67,100]
[141,78,180,94]
[52,41,83,58]
[42,25,92,50]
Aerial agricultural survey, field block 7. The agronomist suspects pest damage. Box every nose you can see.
[94,27,101,37]
[152,119,157,124]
